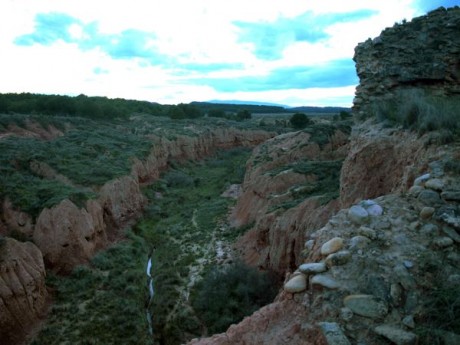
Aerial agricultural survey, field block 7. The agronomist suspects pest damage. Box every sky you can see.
[0,0,458,107]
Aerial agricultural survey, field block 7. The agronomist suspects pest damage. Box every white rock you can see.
[348,205,369,224]
[374,324,417,345]
[344,294,388,318]
[321,237,344,255]
[299,262,327,274]
[367,204,383,216]
[284,274,307,293]
[311,274,340,289]
[414,173,430,186]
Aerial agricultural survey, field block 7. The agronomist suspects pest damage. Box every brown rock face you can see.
[187,296,327,345]
[339,122,439,207]
[33,199,106,273]
[98,175,147,232]
[0,238,47,345]
[237,198,340,274]
[232,126,349,274]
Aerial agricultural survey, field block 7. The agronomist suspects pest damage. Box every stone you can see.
[325,250,352,267]
[318,322,351,345]
[305,239,315,250]
[420,207,435,219]
[442,226,460,243]
[403,260,414,269]
[439,212,460,230]
[348,205,369,224]
[367,204,383,216]
[417,189,442,205]
[420,223,439,236]
[284,274,307,293]
[393,264,416,289]
[340,307,354,322]
[357,226,377,239]
[414,173,430,186]
[425,178,444,191]
[402,315,415,329]
[321,237,344,255]
[349,235,371,250]
[433,236,454,248]
[408,185,424,197]
[441,191,460,201]
[343,295,388,318]
[299,262,327,274]
[374,325,417,345]
[390,283,404,306]
[311,274,340,289]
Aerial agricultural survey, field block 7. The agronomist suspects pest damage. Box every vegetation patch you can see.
[371,88,460,140]
[192,261,277,334]
[268,160,343,212]
[32,230,151,345]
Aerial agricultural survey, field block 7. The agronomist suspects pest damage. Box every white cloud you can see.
[0,0,445,106]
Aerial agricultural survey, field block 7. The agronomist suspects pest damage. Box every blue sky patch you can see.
[15,12,81,46]
[15,12,162,62]
[235,9,378,60]
[198,59,359,92]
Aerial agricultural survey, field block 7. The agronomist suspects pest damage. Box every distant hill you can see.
[288,106,351,114]
[193,101,351,115]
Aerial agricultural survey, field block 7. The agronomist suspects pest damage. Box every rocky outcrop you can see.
[191,163,460,344]
[353,6,460,116]
[232,125,350,274]
[0,238,47,345]
[188,297,328,345]
[33,199,107,273]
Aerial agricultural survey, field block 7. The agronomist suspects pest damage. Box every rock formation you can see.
[33,199,107,273]
[0,238,47,345]
[353,6,460,117]
[232,125,350,274]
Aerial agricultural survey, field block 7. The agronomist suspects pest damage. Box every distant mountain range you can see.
[200,100,351,114]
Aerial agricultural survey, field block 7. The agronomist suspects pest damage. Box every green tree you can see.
[208,109,226,118]
[168,105,186,119]
[290,112,312,129]
[236,109,251,121]
[192,262,277,334]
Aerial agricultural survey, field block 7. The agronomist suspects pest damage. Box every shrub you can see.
[290,112,312,129]
[192,261,277,334]
[371,88,460,138]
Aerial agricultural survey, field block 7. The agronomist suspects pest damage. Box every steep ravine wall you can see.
[232,126,350,275]
[0,127,273,344]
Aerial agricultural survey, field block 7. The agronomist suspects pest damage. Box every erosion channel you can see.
[32,146,279,345]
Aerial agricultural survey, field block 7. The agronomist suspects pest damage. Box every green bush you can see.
[371,88,460,138]
[290,112,312,129]
[192,261,277,334]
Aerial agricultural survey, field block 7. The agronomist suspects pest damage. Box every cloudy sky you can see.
[0,0,458,107]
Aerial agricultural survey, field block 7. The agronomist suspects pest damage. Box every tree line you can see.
[0,93,258,121]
